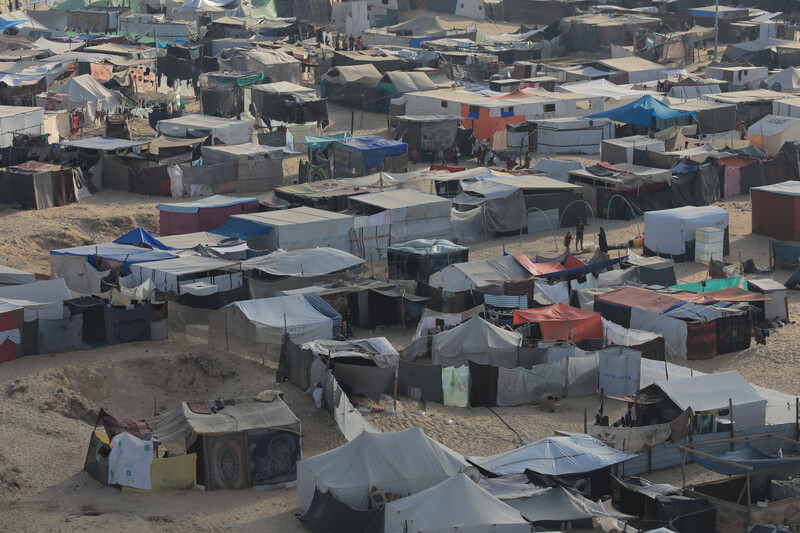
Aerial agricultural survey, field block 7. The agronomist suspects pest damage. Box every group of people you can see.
[334,34,363,51]
[563,219,609,254]
[409,135,460,165]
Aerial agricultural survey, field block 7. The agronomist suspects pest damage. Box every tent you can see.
[332,136,408,178]
[0,161,82,210]
[51,242,177,287]
[513,303,602,342]
[751,181,800,242]
[601,135,665,165]
[764,66,800,94]
[0,106,45,149]
[586,95,696,128]
[747,278,789,322]
[128,256,242,293]
[467,435,636,477]
[432,315,523,367]
[0,301,23,363]
[747,115,800,156]
[147,395,301,489]
[533,117,614,155]
[214,207,354,252]
[244,248,364,279]
[624,250,677,286]
[387,239,468,282]
[0,265,34,287]
[156,114,254,144]
[453,180,526,240]
[642,371,767,429]
[157,195,260,236]
[297,427,468,512]
[349,189,451,243]
[501,485,631,527]
[200,143,284,194]
[113,227,170,250]
[227,294,335,346]
[217,48,301,85]
[530,158,584,182]
[36,75,123,121]
[0,278,72,321]
[383,473,530,533]
[670,162,720,208]
[643,206,729,261]
[429,254,531,293]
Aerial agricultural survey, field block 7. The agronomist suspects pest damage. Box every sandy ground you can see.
[2,102,800,532]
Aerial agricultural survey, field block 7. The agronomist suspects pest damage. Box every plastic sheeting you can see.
[442,365,469,407]
[432,316,522,368]
[231,295,333,346]
[599,350,641,397]
[104,304,151,345]
[587,424,672,453]
[328,371,381,442]
[567,354,600,398]
[38,315,83,354]
[515,359,567,403]
[513,303,602,342]
[603,318,662,348]
[467,434,637,476]
[586,95,696,128]
[296,426,467,512]
[630,307,688,359]
[243,248,364,277]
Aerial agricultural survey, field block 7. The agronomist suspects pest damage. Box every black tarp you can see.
[526,466,612,499]
[247,429,300,485]
[278,339,316,391]
[593,300,632,328]
[638,265,677,287]
[64,296,106,344]
[332,362,394,402]
[671,163,720,207]
[299,488,383,533]
[654,494,716,533]
[83,432,110,484]
[469,361,498,407]
[22,319,38,355]
[104,303,151,344]
[389,359,444,403]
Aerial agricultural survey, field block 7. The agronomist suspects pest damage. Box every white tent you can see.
[242,247,364,277]
[747,114,800,155]
[467,434,636,476]
[643,206,728,259]
[0,106,44,149]
[36,75,123,121]
[429,255,529,293]
[128,256,242,293]
[349,189,452,243]
[384,473,530,533]
[535,117,614,155]
[651,371,767,429]
[530,158,584,182]
[156,114,254,144]
[765,67,800,94]
[432,316,523,367]
[296,427,469,511]
[0,278,71,320]
[230,294,333,346]
[0,264,35,287]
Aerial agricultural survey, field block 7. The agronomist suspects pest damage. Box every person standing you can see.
[348,34,355,51]
[523,153,531,168]
[563,231,573,252]
[598,227,609,254]
[575,218,585,252]
[453,146,459,166]
[357,36,363,50]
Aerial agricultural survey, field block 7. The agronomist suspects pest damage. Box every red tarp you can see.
[595,285,715,313]
[513,302,603,342]
[513,252,586,276]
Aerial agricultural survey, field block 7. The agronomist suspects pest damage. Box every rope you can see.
[486,407,525,445]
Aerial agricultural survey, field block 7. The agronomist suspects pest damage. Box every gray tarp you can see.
[243,248,364,277]
[454,180,526,234]
[432,316,522,367]
[333,363,394,401]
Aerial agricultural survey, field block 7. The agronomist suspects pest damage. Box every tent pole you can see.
[729,398,735,450]
[393,359,399,411]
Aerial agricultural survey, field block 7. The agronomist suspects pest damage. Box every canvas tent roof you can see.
[321,64,382,86]
[501,485,632,524]
[432,315,522,367]
[297,427,469,511]
[0,278,72,320]
[156,195,258,213]
[231,294,333,345]
[0,264,34,286]
[765,67,800,93]
[467,434,636,476]
[429,254,531,292]
[751,180,800,196]
[651,371,765,413]
[379,71,437,93]
[644,205,728,256]
[242,248,364,277]
[586,95,696,127]
[349,188,446,211]
[559,78,657,100]
[148,396,300,453]
[595,285,714,312]
[383,473,530,533]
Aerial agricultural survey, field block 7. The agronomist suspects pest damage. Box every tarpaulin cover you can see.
[599,350,641,397]
[51,243,176,274]
[299,489,383,533]
[514,360,567,404]
[469,361,499,407]
[394,359,443,403]
[514,252,586,276]
[243,248,364,277]
[104,303,151,345]
[671,276,741,293]
[296,427,468,511]
[513,303,602,342]
[247,429,301,485]
[504,485,629,524]
[692,444,780,476]
[588,423,672,454]
[586,95,696,128]
[702,286,771,302]
[333,136,407,170]
[771,240,800,268]
[54,137,148,150]
[467,435,637,476]
[0,264,34,286]
[670,162,720,208]
[333,363,394,402]
[596,285,713,312]
[157,194,258,213]
[432,316,522,367]
[0,278,72,321]
[38,315,83,354]
[384,473,530,533]
[429,254,530,292]
[566,354,600,398]
[231,295,333,346]
[113,227,171,250]
[442,365,469,406]
[631,307,689,359]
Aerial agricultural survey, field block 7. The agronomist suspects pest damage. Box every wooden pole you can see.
[681,448,686,488]
[393,359,399,411]
[350,111,354,135]
[729,398,735,450]
[583,408,587,433]
[796,398,799,441]
[746,468,752,513]
[400,288,406,331]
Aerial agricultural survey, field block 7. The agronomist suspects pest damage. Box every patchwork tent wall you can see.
[201,143,284,194]
[349,189,451,244]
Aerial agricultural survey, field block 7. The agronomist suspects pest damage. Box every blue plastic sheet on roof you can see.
[113,228,171,250]
[210,217,272,240]
[692,444,795,476]
[156,195,257,214]
[586,95,696,128]
[50,243,177,274]
[0,20,26,33]
[671,162,701,174]
[335,136,408,170]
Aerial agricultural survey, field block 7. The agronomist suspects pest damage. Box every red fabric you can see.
[513,303,602,341]
[596,286,714,312]
[513,252,586,276]
[0,339,16,364]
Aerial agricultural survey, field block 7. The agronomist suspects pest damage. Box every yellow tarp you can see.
[122,453,197,492]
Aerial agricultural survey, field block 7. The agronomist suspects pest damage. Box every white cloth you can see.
[0,328,20,345]
[108,432,154,489]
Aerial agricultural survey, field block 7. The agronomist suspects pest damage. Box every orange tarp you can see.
[702,286,771,302]
[513,252,586,276]
[595,285,715,312]
[513,302,602,342]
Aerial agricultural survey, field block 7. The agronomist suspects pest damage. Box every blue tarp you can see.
[51,243,177,274]
[156,195,257,214]
[113,228,171,250]
[210,216,272,240]
[772,240,800,267]
[586,95,696,128]
[692,444,797,475]
[334,136,407,169]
